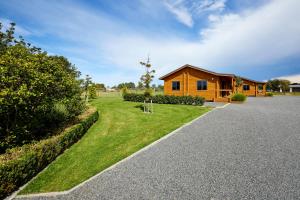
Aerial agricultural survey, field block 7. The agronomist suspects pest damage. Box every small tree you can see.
[140,56,155,89]
[140,56,155,99]
[89,83,97,99]
[235,76,243,93]
[84,75,92,102]
[137,81,144,89]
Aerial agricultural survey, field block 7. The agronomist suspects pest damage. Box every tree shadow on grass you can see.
[134,104,144,111]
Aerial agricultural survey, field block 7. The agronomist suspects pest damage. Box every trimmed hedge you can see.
[231,93,247,102]
[123,93,205,106]
[266,92,273,97]
[0,108,99,199]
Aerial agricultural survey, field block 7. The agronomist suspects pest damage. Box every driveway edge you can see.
[12,107,217,199]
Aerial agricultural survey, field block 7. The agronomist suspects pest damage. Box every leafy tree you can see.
[95,83,105,90]
[83,75,92,102]
[117,82,135,89]
[157,84,164,91]
[89,83,97,99]
[279,79,290,94]
[137,81,144,89]
[267,79,281,91]
[234,76,243,93]
[0,22,84,151]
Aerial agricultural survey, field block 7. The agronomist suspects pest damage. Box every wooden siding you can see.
[234,79,266,96]
[162,66,266,101]
[163,67,219,101]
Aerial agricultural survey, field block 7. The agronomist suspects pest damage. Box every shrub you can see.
[121,87,129,97]
[0,108,99,199]
[144,88,153,98]
[231,93,247,102]
[123,93,205,106]
[266,92,273,97]
[0,22,85,152]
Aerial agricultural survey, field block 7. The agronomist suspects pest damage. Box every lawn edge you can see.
[12,107,215,200]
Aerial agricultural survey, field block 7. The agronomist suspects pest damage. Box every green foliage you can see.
[88,84,97,99]
[137,81,144,89]
[267,79,290,92]
[234,76,243,92]
[140,56,155,89]
[231,93,247,101]
[117,82,135,89]
[83,75,92,102]
[144,88,153,98]
[0,22,84,152]
[95,83,105,90]
[0,109,99,199]
[266,92,274,97]
[121,86,129,96]
[279,79,290,93]
[123,93,205,106]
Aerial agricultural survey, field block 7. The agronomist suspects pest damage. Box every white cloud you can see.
[192,0,226,13]
[164,1,194,27]
[103,0,300,80]
[164,0,227,27]
[273,74,300,83]
[2,0,300,85]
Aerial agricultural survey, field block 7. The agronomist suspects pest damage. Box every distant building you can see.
[289,83,300,92]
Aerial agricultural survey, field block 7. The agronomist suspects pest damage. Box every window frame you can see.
[197,80,208,91]
[172,81,180,91]
[243,84,250,91]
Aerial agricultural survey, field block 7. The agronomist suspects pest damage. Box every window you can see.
[243,84,250,90]
[172,81,180,90]
[258,84,263,90]
[197,80,207,90]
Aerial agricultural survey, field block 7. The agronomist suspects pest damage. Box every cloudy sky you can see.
[1,0,300,85]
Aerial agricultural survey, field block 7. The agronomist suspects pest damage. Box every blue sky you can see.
[1,0,300,86]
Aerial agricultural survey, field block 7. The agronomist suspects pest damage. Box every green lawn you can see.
[273,92,300,96]
[20,97,210,194]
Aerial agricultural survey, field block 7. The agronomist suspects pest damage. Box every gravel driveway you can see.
[16,96,300,200]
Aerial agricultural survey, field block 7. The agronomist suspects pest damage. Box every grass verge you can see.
[20,97,210,194]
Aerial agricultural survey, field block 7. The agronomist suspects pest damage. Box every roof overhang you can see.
[159,64,266,84]
[159,64,234,80]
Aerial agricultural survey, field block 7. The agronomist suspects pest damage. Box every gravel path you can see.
[16,96,300,200]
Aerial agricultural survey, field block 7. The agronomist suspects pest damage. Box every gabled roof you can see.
[240,76,265,84]
[159,64,265,84]
[159,64,234,80]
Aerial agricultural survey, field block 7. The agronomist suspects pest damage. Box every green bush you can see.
[123,93,205,106]
[266,92,273,97]
[0,108,99,199]
[144,88,153,98]
[0,22,85,152]
[121,87,129,97]
[231,93,247,102]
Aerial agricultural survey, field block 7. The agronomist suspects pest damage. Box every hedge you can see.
[123,93,205,106]
[0,108,99,199]
[266,92,274,97]
[231,93,247,102]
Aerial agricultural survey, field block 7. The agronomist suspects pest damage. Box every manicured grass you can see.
[273,92,300,96]
[20,97,210,194]
[97,90,163,97]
